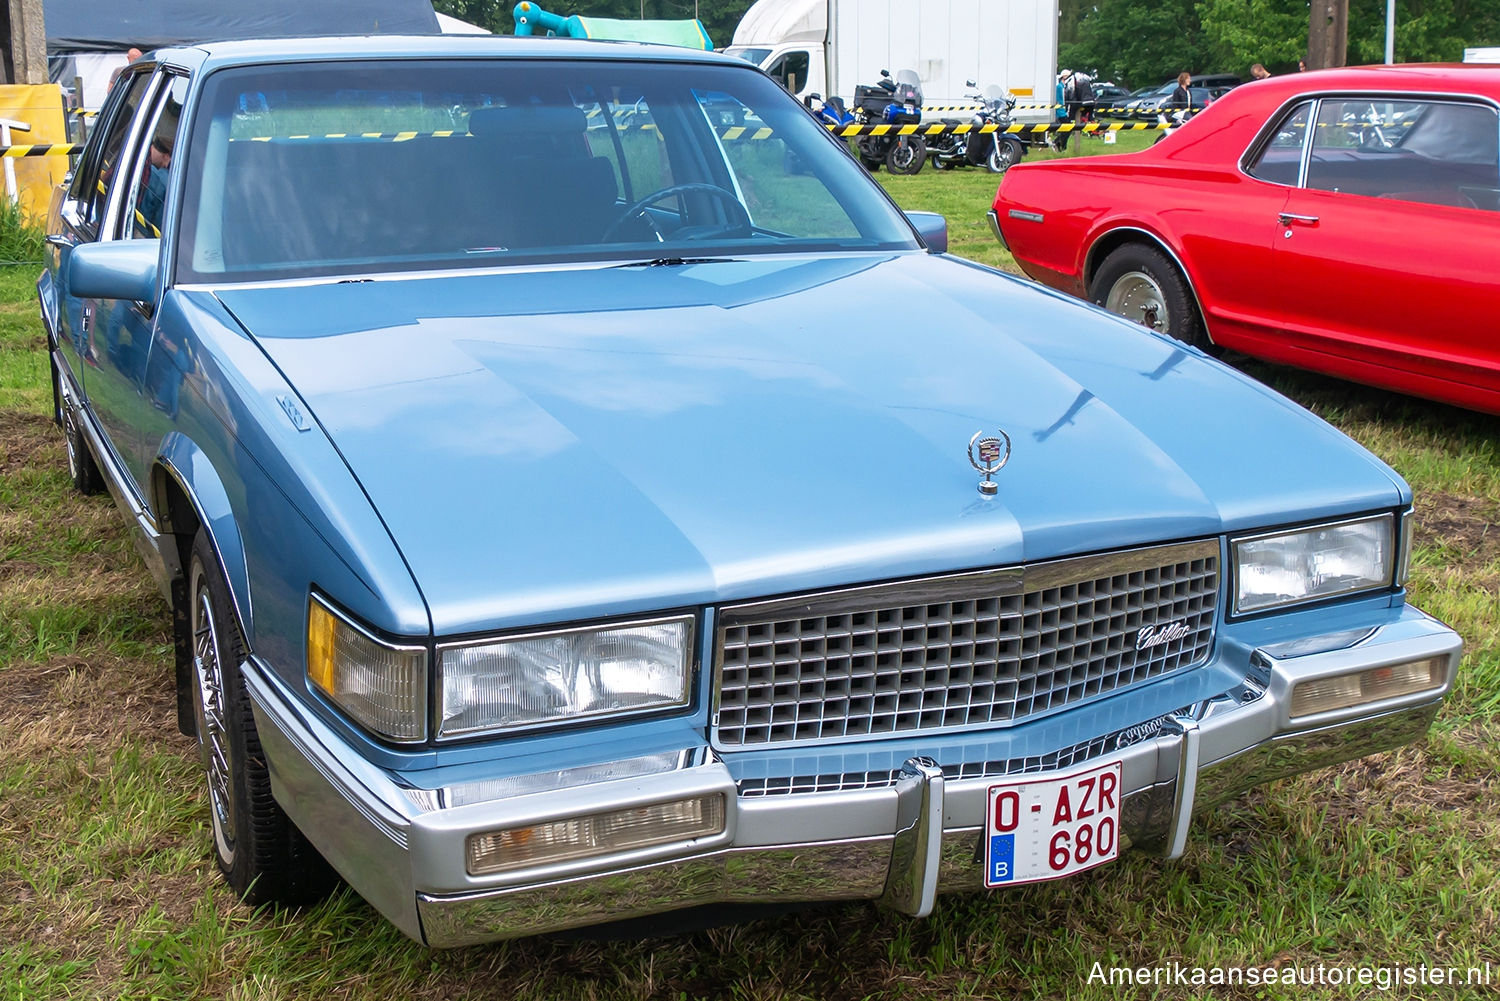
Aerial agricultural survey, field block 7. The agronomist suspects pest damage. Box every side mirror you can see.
[905,211,947,254]
[68,239,160,302]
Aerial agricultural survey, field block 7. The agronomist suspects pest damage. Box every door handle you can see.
[1278,212,1320,225]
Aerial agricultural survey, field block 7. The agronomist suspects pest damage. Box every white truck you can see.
[725,0,1059,120]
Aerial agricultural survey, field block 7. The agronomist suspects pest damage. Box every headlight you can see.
[438,615,693,738]
[1233,514,1395,614]
[307,596,428,743]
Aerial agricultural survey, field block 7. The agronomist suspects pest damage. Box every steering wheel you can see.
[602,182,753,243]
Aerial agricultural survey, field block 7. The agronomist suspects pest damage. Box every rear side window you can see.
[1304,98,1499,211]
[1245,100,1312,186]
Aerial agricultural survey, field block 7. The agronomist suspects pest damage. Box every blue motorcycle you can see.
[851,69,926,174]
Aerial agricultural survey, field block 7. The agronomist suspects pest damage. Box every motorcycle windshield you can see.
[895,70,923,103]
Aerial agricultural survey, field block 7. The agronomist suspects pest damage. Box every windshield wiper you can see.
[611,256,739,268]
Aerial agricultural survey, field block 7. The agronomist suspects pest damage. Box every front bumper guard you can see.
[245,606,1460,947]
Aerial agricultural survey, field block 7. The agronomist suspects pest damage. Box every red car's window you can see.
[1245,101,1312,186]
[1305,99,1499,212]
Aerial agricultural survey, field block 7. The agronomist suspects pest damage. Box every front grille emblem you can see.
[1136,619,1192,650]
[968,429,1012,496]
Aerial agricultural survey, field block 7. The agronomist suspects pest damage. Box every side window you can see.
[73,70,155,235]
[1306,98,1499,210]
[765,51,810,94]
[1245,100,1311,186]
[123,75,187,239]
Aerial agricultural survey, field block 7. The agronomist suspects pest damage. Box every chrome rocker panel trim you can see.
[243,606,1460,947]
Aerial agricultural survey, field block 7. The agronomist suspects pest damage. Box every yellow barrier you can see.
[0,84,69,221]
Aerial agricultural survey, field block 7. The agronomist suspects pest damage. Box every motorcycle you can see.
[928,82,1027,173]
[805,92,855,129]
[851,69,926,175]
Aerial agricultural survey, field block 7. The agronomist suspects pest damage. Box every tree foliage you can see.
[1061,0,1499,87]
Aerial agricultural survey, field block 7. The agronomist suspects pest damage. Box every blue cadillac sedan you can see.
[41,36,1461,946]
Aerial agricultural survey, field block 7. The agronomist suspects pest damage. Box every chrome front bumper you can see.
[245,606,1460,947]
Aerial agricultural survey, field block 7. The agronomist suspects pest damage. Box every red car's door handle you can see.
[1278,212,1320,226]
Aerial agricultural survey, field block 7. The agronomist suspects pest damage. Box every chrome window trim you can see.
[101,69,169,243]
[433,612,698,742]
[1228,512,1397,619]
[308,590,431,745]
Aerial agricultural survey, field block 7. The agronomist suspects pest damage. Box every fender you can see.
[151,432,253,640]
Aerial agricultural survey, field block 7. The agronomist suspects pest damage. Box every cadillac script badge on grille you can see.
[968,430,1012,496]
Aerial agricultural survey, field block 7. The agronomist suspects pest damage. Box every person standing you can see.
[1251,63,1270,80]
[1168,72,1191,112]
[1053,70,1072,152]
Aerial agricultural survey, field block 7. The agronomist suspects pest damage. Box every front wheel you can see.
[1088,243,1207,349]
[988,137,1024,173]
[187,529,335,905]
[885,135,927,175]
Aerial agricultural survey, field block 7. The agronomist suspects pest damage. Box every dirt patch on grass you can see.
[0,651,176,747]
[1415,491,1500,569]
[0,408,56,473]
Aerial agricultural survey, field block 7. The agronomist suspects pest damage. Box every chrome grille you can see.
[736,708,1191,797]
[714,541,1218,749]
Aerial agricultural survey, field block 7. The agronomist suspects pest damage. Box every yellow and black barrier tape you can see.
[1,142,82,157]
[924,103,1145,114]
[825,121,1171,136]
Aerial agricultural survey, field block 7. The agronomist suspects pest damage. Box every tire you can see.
[988,137,1024,173]
[187,530,335,905]
[858,154,883,172]
[1088,243,1207,349]
[62,399,104,495]
[885,135,926,175]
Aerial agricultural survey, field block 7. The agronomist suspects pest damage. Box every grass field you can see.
[2,134,1498,999]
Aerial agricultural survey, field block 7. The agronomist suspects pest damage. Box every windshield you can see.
[894,69,923,103]
[177,59,917,283]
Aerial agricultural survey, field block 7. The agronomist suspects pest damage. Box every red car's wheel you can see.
[1090,244,1206,349]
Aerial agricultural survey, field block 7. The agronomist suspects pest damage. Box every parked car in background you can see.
[42,40,1461,947]
[1120,80,1225,120]
[1090,82,1131,113]
[992,64,1500,414]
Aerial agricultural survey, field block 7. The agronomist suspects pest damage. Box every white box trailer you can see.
[726,0,1059,121]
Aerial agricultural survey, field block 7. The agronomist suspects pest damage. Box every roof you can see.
[43,0,441,54]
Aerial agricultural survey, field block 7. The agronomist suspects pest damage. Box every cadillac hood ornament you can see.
[967,430,1012,496]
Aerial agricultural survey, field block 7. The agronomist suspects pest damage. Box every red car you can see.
[991,65,1500,413]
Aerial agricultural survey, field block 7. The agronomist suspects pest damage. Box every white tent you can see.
[436,12,490,33]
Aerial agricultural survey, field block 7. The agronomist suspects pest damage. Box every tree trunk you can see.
[1307,0,1349,70]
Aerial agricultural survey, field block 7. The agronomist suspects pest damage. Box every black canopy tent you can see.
[44,0,441,53]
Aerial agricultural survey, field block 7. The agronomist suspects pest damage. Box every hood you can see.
[215,253,1403,635]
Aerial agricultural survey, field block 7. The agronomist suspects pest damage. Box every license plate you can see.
[984,760,1121,887]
